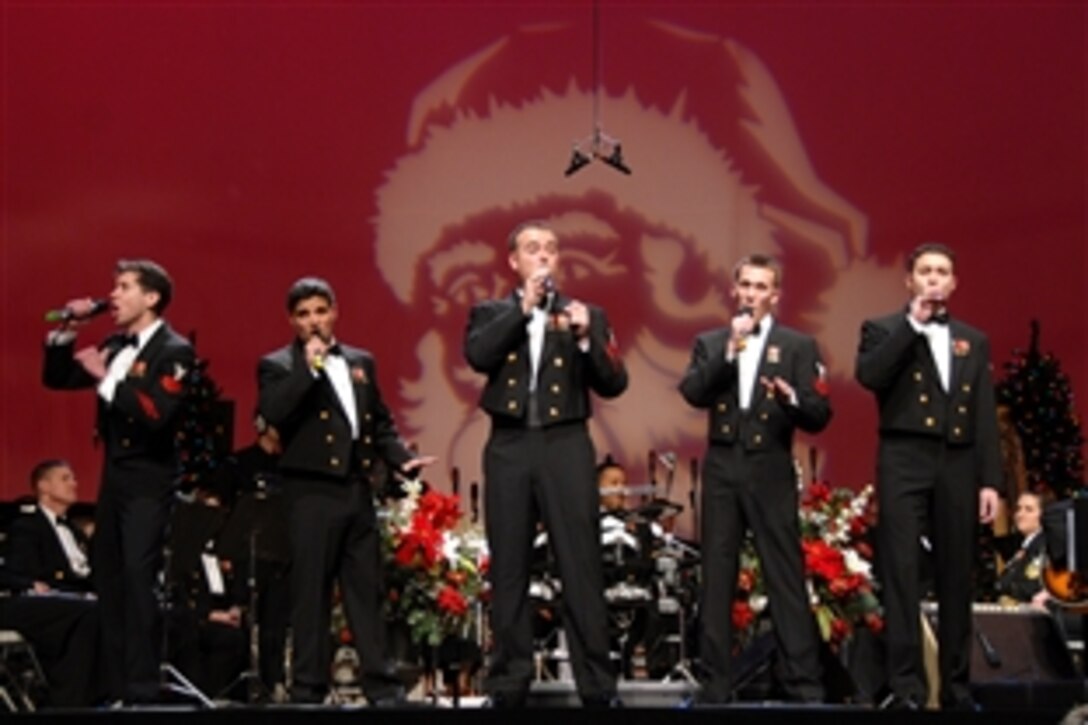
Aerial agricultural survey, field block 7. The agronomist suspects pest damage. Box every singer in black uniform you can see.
[257,277,434,705]
[42,259,193,703]
[855,243,1002,710]
[464,220,627,707]
[680,254,830,703]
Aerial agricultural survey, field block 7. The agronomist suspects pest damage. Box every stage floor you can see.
[7,680,1085,724]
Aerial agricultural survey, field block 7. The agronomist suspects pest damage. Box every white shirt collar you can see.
[133,318,164,351]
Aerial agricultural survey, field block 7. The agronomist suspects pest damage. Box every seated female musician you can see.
[995,491,1050,609]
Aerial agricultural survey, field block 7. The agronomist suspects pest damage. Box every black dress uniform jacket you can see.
[465,292,627,420]
[258,340,411,478]
[6,506,93,594]
[680,324,831,445]
[856,312,1002,487]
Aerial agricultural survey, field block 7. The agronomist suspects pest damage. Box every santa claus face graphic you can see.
[371,19,904,516]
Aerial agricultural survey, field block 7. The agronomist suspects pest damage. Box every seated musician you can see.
[996,491,1049,609]
[166,477,247,699]
[598,455,629,516]
[0,460,100,707]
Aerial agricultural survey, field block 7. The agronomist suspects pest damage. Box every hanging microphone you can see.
[44,298,108,323]
[451,467,460,497]
[470,482,479,523]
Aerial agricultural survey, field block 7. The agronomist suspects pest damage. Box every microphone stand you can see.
[159,539,216,708]
[217,527,271,703]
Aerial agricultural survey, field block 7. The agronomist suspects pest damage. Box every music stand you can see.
[214,490,289,702]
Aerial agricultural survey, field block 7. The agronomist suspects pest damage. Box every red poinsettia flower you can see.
[864,612,885,634]
[437,585,468,617]
[828,573,865,597]
[418,490,461,531]
[830,617,850,643]
[806,481,832,506]
[802,539,845,582]
[731,600,755,631]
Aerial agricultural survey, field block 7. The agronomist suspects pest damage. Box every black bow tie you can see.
[119,334,139,348]
[748,322,762,337]
[325,343,343,357]
[929,310,950,326]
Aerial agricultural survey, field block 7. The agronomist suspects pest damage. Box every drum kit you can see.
[529,476,702,683]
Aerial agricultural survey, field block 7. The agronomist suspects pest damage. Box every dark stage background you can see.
[2,2,1084,533]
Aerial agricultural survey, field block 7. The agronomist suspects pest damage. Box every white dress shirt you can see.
[737,315,773,410]
[317,346,359,439]
[527,304,548,391]
[96,319,164,404]
[41,507,91,579]
[907,314,951,391]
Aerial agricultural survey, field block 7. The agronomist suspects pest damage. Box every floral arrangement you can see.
[381,481,489,647]
[732,481,883,652]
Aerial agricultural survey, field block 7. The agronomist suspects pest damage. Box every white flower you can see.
[442,531,460,568]
[843,548,872,578]
[749,594,768,613]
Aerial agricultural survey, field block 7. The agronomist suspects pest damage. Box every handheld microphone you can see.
[309,332,330,371]
[537,275,556,311]
[735,306,755,351]
[44,298,108,323]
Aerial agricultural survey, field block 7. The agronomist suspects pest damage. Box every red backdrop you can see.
[2,2,1084,532]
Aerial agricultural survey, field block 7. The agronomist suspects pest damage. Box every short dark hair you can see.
[507,219,556,252]
[906,242,956,273]
[116,259,173,314]
[595,454,625,478]
[286,276,336,313]
[732,253,783,288]
[30,458,69,491]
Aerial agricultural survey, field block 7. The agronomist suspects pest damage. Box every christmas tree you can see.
[175,332,234,492]
[996,320,1086,500]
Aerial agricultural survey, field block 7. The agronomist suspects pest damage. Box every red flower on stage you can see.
[830,617,850,643]
[828,573,865,597]
[805,481,832,506]
[731,600,755,631]
[380,481,489,646]
[417,490,461,531]
[437,585,469,617]
[802,539,845,582]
